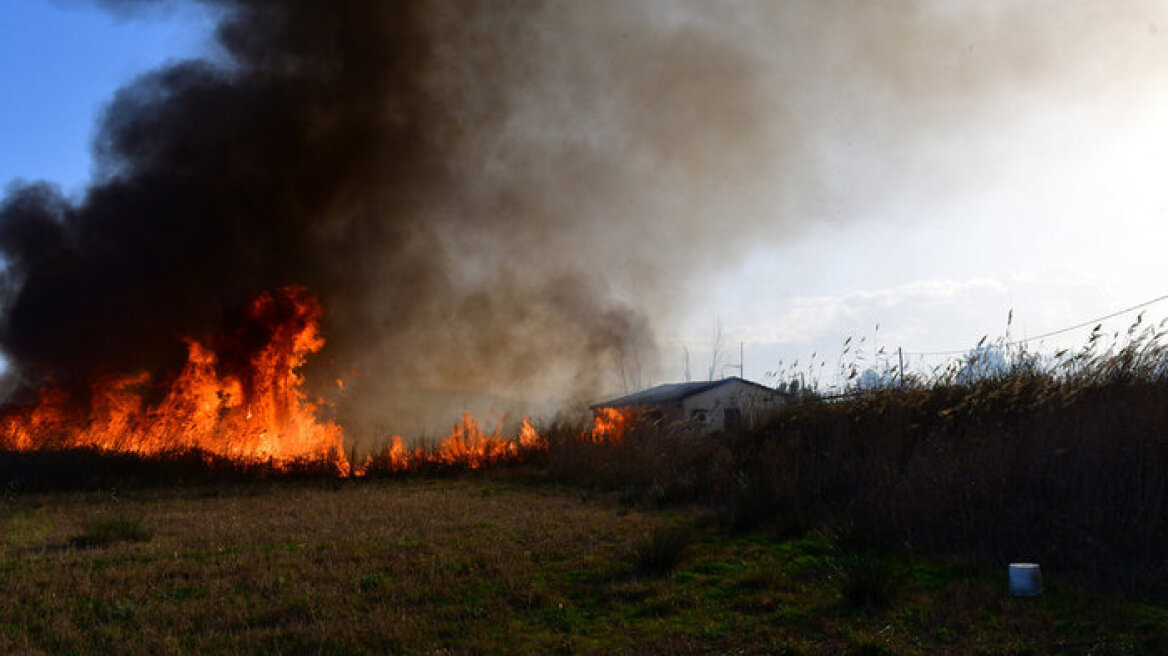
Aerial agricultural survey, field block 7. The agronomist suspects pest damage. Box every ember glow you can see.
[0,287,545,476]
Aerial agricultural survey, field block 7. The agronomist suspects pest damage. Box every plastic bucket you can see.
[1009,563,1042,597]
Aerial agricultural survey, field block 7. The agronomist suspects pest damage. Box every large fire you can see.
[0,286,351,471]
[0,286,546,475]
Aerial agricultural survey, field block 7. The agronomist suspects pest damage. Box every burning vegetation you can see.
[588,407,635,444]
[359,413,544,476]
[0,286,345,469]
[0,287,593,475]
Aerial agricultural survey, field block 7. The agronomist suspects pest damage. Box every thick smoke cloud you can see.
[3,4,449,405]
[1,0,791,437]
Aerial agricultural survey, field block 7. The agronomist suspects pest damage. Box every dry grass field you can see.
[2,472,1164,655]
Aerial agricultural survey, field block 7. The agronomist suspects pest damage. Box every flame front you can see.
[0,286,350,472]
[361,415,544,475]
[0,286,546,476]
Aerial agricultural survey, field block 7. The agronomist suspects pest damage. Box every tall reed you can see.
[548,322,1168,599]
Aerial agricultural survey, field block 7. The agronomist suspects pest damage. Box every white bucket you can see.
[1009,563,1042,597]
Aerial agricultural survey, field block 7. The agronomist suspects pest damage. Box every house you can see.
[591,377,791,433]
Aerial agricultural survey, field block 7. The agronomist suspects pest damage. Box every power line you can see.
[905,346,983,358]
[904,292,1168,357]
[1011,293,1168,345]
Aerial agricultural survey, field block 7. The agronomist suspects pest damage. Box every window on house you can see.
[690,409,708,424]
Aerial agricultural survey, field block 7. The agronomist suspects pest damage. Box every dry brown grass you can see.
[0,476,661,655]
[1,475,1163,655]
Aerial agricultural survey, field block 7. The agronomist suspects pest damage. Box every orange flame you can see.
[437,412,538,468]
[0,286,546,476]
[588,407,634,443]
[358,415,545,474]
[0,286,348,472]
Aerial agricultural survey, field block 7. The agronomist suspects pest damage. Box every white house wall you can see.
[680,380,786,432]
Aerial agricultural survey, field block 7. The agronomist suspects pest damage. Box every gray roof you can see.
[591,377,785,409]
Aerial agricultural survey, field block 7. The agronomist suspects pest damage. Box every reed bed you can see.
[545,324,1168,600]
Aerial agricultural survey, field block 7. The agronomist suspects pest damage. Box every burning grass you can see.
[0,287,552,480]
[0,287,350,472]
[355,414,546,476]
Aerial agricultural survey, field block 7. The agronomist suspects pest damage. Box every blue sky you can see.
[3,1,1168,394]
[0,0,215,195]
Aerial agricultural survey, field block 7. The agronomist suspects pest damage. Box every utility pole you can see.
[898,346,905,389]
[720,342,746,380]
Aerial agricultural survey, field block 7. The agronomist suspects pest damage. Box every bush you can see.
[830,555,902,609]
[629,525,692,577]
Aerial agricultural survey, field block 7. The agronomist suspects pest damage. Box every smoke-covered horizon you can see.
[3,0,1166,438]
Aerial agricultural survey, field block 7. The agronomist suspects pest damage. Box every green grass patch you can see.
[2,508,52,548]
[69,516,154,548]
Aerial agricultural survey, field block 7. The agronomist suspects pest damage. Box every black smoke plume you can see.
[0,0,790,438]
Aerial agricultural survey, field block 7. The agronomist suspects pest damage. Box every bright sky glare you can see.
[3,1,1168,393]
[675,3,1168,388]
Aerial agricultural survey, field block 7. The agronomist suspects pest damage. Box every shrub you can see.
[629,525,692,577]
[830,554,902,609]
